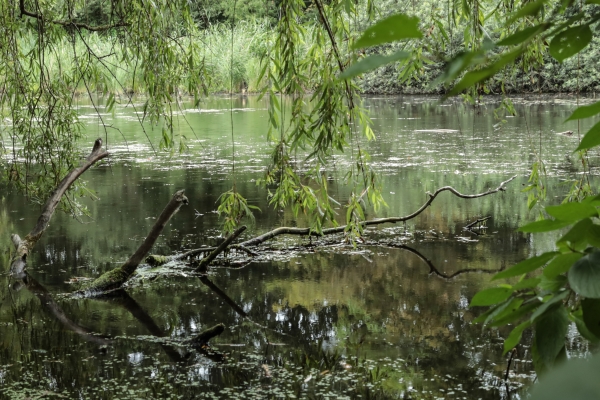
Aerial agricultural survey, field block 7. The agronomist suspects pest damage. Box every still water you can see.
[0,95,598,399]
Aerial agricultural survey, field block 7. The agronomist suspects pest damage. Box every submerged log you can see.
[81,190,189,294]
[9,139,108,275]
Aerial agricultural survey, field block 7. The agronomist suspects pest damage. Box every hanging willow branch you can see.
[19,0,129,31]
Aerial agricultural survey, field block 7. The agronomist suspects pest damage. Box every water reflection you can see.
[2,95,597,398]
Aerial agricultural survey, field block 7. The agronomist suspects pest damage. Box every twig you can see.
[464,216,491,229]
[505,348,517,381]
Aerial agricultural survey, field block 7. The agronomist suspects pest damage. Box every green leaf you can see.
[475,298,523,325]
[569,251,600,298]
[582,298,600,339]
[493,252,557,280]
[539,274,568,292]
[535,306,568,367]
[550,24,593,62]
[576,120,600,151]
[489,301,541,327]
[507,0,548,24]
[339,51,410,79]
[470,287,513,307]
[353,14,422,49]
[434,50,480,85]
[543,253,582,279]
[529,352,600,400]
[497,23,550,46]
[530,291,569,323]
[587,224,600,247]
[513,277,542,290]
[518,219,572,232]
[545,202,598,221]
[447,48,522,96]
[504,320,531,354]
[565,100,600,121]
[557,218,594,250]
[572,308,600,343]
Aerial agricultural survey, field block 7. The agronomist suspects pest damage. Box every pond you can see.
[0,95,598,399]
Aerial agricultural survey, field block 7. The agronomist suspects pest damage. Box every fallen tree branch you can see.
[144,176,517,268]
[239,175,517,247]
[194,226,247,273]
[146,243,257,267]
[464,216,491,230]
[80,190,188,294]
[9,138,108,275]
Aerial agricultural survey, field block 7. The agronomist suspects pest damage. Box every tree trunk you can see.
[80,190,188,295]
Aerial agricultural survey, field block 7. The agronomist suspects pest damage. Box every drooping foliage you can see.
[341,0,600,381]
[0,0,206,212]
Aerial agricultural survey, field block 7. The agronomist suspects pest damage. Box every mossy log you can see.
[9,139,108,275]
[81,190,188,295]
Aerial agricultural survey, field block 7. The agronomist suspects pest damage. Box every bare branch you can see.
[10,139,108,274]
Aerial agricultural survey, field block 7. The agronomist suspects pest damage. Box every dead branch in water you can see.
[80,190,189,295]
[193,226,247,273]
[9,139,108,275]
[147,176,517,267]
[464,216,492,230]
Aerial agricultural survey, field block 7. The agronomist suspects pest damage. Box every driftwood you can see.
[146,243,257,267]
[193,226,247,273]
[146,175,518,267]
[80,190,189,294]
[9,138,108,275]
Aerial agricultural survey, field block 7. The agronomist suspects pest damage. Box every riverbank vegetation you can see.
[19,1,600,97]
[3,0,600,397]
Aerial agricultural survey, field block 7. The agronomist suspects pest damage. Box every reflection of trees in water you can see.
[0,236,528,398]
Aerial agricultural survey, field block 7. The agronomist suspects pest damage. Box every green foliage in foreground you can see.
[341,0,600,391]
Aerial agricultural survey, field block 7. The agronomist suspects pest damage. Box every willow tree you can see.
[0,0,206,213]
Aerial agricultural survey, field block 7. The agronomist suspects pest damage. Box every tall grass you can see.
[35,20,272,97]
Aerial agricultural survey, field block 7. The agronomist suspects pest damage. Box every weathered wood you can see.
[144,176,517,266]
[146,243,257,267]
[9,139,108,275]
[81,190,188,294]
[238,175,518,247]
[465,216,491,229]
[194,225,246,273]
